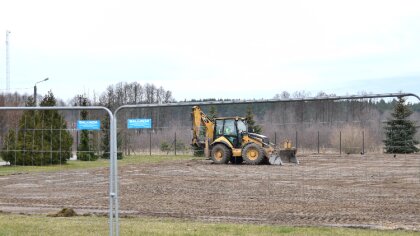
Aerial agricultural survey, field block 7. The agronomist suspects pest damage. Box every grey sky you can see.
[1,0,419,102]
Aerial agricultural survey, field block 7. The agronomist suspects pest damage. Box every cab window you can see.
[215,120,224,136]
[223,120,236,136]
[237,120,247,133]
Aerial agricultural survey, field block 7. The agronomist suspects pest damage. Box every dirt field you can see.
[0,154,419,231]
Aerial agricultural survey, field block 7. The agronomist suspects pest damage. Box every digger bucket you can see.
[279,149,299,164]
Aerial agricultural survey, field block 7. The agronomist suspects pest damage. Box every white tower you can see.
[5,30,11,93]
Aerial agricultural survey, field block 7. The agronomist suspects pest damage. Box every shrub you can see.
[160,142,170,152]
[77,152,98,161]
[193,146,204,157]
[101,151,123,160]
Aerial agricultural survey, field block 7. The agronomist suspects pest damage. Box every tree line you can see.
[0,81,176,164]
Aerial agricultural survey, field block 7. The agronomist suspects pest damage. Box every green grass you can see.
[0,155,193,176]
[0,214,418,236]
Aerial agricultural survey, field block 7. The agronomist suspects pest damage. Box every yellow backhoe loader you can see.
[191,106,298,165]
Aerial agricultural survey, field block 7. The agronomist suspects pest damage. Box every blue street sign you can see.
[77,120,101,130]
[127,118,152,129]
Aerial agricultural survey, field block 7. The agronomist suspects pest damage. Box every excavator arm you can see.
[191,106,215,157]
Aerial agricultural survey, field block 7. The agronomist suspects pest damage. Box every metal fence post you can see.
[109,117,114,236]
[14,124,18,165]
[112,113,119,236]
[149,131,152,156]
[362,130,365,154]
[317,131,320,154]
[174,132,177,156]
[50,124,53,164]
[59,128,62,165]
[339,131,342,155]
[274,132,277,145]
[41,113,44,166]
[32,114,35,165]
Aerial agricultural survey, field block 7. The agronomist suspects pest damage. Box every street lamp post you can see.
[33,78,49,106]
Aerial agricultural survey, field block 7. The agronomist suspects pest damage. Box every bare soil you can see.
[0,154,419,230]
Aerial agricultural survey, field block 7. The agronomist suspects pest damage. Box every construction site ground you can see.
[0,154,419,231]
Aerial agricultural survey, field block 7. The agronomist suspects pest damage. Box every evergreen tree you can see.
[75,95,98,161]
[1,91,73,165]
[101,115,111,159]
[245,105,262,134]
[383,97,419,153]
[208,105,218,121]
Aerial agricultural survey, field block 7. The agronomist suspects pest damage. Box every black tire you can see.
[242,143,265,165]
[230,156,243,164]
[210,144,231,164]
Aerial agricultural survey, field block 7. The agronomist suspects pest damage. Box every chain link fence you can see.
[0,94,420,235]
[113,97,420,232]
[0,109,110,165]
[0,106,118,236]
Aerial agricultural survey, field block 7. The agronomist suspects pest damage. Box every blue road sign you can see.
[77,120,101,130]
[127,118,152,129]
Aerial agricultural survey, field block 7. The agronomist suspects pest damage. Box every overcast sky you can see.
[0,0,419,102]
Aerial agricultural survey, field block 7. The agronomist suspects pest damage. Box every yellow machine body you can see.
[191,106,298,165]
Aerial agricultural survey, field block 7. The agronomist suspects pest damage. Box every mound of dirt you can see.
[48,208,78,217]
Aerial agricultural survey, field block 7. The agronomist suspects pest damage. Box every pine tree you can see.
[383,97,419,153]
[1,91,73,165]
[75,95,98,161]
[101,115,111,159]
[208,105,218,121]
[245,105,262,134]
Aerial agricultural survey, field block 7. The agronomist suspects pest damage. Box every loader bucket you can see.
[279,149,299,164]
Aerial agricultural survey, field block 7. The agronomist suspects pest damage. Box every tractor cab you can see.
[214,117,247,148]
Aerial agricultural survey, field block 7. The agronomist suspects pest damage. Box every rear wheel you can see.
[210,144,230,164]
[242,143,265,165]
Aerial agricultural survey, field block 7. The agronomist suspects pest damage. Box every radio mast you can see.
[5,30,11,93]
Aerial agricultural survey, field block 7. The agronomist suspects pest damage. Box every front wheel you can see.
[210,144,231,164]
[242,143,265,165]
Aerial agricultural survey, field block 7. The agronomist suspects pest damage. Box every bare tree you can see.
[274,91,291,99]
